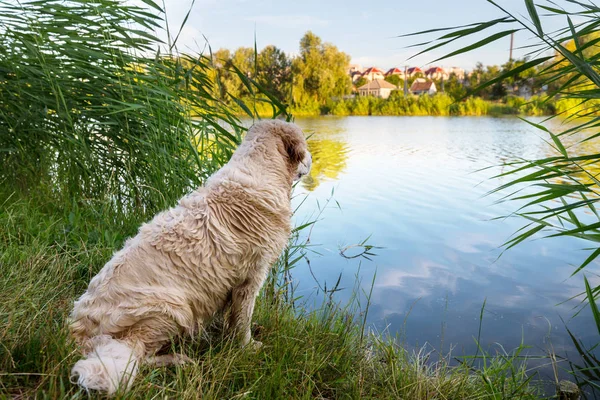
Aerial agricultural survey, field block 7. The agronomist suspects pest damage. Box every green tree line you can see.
[209,31,352,115]
[206,29,600,117]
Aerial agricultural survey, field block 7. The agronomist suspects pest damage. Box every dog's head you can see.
[246,120,312,182]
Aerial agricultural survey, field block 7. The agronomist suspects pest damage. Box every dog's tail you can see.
[70,335,139,395]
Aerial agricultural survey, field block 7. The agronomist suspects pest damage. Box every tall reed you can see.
[0,0,251,215]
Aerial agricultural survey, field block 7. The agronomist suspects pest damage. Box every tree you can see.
[231,47,255,77]
[490,81,507,99]
[209,47,255,101]
[384,74,403,88]
[257,45,292,102]
[211,48,236,100]
[231,47,255,98]
[467,62,502,99]
[444,73,466,100]
[292,31,352,106]
[354,77,367,89]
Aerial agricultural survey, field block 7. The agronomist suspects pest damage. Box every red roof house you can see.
[425,66,449,80]
[362,67,386,81]
[385,67,404,76]
[407,67,423,76]
[410,79,437,95]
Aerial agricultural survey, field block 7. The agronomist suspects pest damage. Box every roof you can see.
[362,67,385,75]
[358,79,398,90]
[386,67,403,75]
[425,66,444,75]
[407,67,423,74]
[410,80,435,92]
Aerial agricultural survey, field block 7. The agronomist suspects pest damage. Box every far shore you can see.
[232,94,595,119]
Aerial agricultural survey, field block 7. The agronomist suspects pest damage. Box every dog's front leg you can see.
[229,269,267,349]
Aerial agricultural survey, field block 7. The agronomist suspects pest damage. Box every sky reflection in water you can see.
[290,116,600,381]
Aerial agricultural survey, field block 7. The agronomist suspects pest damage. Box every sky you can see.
[158,0,570,71]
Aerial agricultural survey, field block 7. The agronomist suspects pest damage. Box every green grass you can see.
[0,188,541,399]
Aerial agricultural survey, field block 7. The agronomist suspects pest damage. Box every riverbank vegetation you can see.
[246,92,600,118]
[324,94,567,117]
[0,0,541,398]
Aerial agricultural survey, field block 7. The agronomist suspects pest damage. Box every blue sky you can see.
[160,0,568,71]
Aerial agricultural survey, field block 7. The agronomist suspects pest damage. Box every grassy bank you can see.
[0,188,540,399]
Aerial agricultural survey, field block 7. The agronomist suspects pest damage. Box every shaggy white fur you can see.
[70,335,138,395]
[69,120,311,395]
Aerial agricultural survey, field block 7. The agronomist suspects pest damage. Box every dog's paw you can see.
[247,339,263,352]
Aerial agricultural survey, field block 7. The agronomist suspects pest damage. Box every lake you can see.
[290,116,600,382]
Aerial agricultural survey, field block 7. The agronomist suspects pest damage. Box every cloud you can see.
[244,15,330,28]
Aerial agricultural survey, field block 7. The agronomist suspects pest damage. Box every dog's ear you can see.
[282,132,305,165]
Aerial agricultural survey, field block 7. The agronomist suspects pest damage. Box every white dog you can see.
[69,120,311,395]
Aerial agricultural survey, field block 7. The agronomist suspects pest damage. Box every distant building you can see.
[447,66,465,80]
[350,71,364,82]
[406,67,423,77]
[347,64,363,75]
[425,66,449,80]
[410,79,437,95]
[518,85,533,99]
[358,79,398,99]
[385,67,405,79]
[508,80,534,100]
[362,67,386,82]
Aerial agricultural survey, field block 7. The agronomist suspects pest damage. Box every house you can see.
[347,64,363,75]
[518,85,533,99]
[508,81,534,100]
[410,79,437,95]
[447,66,465,80]
[350,71,364,82]
[406,67,423,77]
[358,79,398,99]
[385,67,405,79]
[361,67,385,82]
[425,66,449,80]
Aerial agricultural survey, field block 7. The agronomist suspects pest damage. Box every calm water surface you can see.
[290,116,600,381]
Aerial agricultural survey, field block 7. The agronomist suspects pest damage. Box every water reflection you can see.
[289,116,600,388]
[302,138,349,191]
[298,118,350,191]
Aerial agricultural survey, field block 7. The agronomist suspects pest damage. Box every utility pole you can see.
[403,65,408,96]
[441,73,445,92]
[509,32,514,62]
